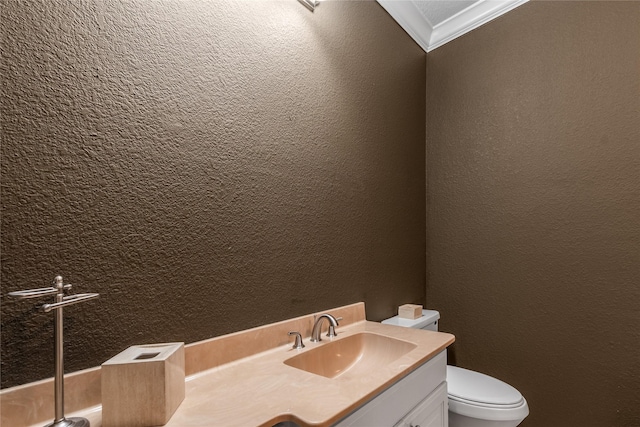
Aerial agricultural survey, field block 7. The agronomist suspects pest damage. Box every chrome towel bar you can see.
[8,275,99,427]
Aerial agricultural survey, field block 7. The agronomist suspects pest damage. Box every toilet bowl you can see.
[382,310,529,427]
[447,365,528,427]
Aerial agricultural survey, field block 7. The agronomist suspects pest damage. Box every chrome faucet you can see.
[310,313,339,342]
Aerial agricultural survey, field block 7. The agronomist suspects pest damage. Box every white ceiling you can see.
[377,0,530,52]
[413,0,477,27]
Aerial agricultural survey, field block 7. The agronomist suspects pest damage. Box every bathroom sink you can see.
[284,332,416,379]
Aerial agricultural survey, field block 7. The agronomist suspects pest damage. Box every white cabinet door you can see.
[395,381,448,427]
[334,350,446,427]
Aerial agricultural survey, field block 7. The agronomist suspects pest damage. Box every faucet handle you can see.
[326,317,342,338]
[327,325,337,338]
[288,331,305,349]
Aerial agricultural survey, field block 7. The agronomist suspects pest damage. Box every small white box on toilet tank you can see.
[382,309,440,331]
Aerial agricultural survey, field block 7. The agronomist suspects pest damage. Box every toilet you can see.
[382,310,529,427]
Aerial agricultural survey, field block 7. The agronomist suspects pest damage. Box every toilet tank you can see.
[381,310,440,331]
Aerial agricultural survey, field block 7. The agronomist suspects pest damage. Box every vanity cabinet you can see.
[334,350,447,427]
[395,382,447,427]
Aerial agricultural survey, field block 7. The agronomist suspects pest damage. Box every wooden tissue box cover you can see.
[101,342,185,427]
[398,304,423,319]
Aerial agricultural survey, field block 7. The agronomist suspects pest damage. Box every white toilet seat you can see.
[447,366,529,422]
[449,394,525,409]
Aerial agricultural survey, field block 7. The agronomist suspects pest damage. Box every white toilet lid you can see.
[447,365,524,407]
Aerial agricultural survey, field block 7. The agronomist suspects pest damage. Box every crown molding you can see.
[428,0,529,51]
[377,0,433,52]
[377,0,530,52]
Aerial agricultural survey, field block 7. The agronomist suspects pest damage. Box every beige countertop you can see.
[169,321,453,427]
[2,302,454,427]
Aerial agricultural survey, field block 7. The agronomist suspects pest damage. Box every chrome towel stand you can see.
[9,275,99,427]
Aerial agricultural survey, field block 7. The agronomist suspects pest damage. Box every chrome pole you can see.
[9,275,98,427]
[53,276,65,424]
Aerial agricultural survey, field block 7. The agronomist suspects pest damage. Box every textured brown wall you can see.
[1,0,426,388]
[426,1,639,426]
